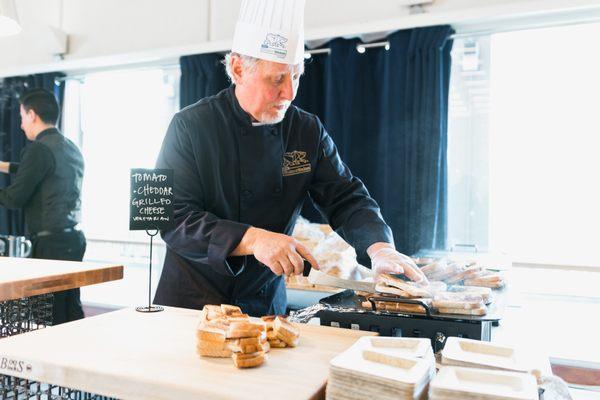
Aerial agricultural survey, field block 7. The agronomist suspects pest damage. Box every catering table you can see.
[0,257,123,337]
[0,306,375,400]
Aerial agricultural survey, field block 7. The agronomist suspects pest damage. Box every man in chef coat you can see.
[154,0,427,316]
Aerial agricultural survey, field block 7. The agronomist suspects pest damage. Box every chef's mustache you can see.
[270,101,291,109]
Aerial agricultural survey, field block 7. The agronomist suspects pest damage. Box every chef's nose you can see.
[280,76,294,101]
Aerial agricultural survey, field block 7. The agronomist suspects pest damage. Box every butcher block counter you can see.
[0,256,123,301]
[0,306,376,400]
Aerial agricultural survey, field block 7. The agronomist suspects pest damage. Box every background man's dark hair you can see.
[19,88,60,125]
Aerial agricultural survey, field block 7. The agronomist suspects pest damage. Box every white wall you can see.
[1,0,600,77]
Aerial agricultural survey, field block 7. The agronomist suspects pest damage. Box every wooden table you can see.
[0,257,123,336]
[0,257,123,301]
[0,306,375,400]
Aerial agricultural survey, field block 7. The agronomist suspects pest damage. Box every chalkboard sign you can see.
[129,168,174,230]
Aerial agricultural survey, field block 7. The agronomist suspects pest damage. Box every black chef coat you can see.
[154,86,392,316]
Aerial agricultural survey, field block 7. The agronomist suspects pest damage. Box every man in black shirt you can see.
[0,89,86,325]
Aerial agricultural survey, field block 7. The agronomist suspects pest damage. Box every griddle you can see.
[317,288,507,351]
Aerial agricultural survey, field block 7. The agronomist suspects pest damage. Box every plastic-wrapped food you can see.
[376,274,433,298]
[445,265,484,284]
[292,216,360,280]
[447,285,492,303]
[432,291,485,310]
[464,271,505,288]
[374,299,431,314]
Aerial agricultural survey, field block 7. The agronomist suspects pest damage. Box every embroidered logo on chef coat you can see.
[261,33,288,59]
[282,151,311,176]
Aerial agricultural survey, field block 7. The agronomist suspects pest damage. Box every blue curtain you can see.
[180,53,230,109]
[296,26,453,254]
[0,72,65,235]
[179,25,453,255]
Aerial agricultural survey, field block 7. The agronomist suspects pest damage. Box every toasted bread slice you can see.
[202,304,224,320]
[376,299,431,314]
[378,274,432,298]
[197,339,228,350]
[196,326,227,343]
[437,306,487,316]
[232,352,267,368]
[227,321,264,339]
[260,340,270,353]
[227,314,250,323]
[196,345,232,358]
[229,343,261,354]
[274,317,299,339]
[220,304,242,316]
[445,265,483,284]
[276,333,299,347]
[268,338,287,348]
[266,330,278,340]
[375,283,413,298]
[420,260,445,275]
[237,336,261,346]
[260,315,287,330]
[448,285,492,303]
[432,292,485,310]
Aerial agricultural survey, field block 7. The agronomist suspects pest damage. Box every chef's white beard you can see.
[258,103,290,124]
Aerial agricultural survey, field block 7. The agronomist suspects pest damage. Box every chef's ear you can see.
[231,55,245,85]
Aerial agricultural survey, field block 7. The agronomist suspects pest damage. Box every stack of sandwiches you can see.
[431,292,487,316]
[262,315,300,348]
[372,274,490,316]
[420,260,505,288]
[196,304,300,368]
[373,274,436,314]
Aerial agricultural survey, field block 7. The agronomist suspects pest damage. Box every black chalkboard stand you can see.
[135,228,164,313]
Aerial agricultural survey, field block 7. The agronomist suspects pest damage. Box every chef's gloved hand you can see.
[368,243,428,284]
[237,227,320,276]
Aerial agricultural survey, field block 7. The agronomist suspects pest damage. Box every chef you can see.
[154,0,427,316]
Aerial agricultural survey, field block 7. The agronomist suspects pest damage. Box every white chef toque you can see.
[232,0,306,65]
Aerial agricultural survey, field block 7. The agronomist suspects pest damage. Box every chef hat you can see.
[232,0,305,65]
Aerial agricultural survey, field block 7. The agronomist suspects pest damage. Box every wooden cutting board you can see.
[0,256,123,301]
[0,306,376,400]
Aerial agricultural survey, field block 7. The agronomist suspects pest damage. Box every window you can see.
[63,66,180,306]
[64,67,179,242]
[448,22,600,268]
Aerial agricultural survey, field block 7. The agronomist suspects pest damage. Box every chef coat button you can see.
[242,189,252,197]
[274,187,281,194]
[270,127,278,136]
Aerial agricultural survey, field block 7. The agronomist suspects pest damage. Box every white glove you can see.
[370,247,428,283]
